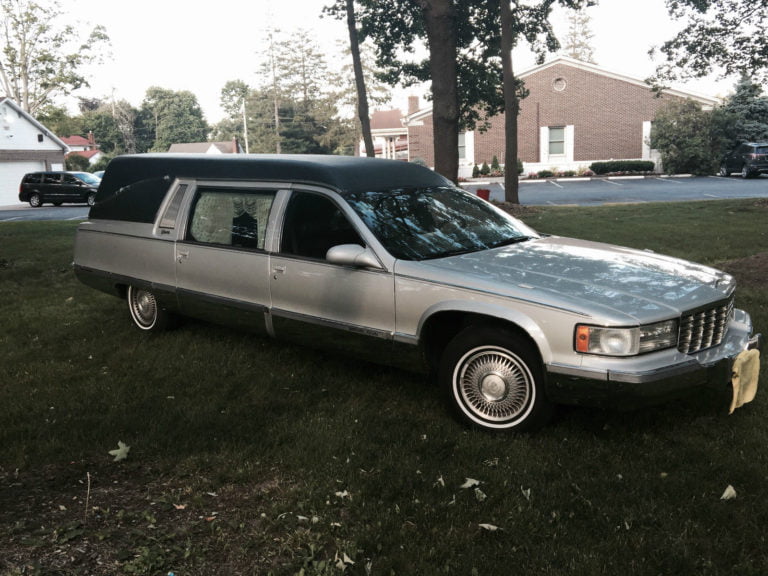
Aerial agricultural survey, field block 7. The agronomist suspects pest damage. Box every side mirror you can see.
[326,244,382,269]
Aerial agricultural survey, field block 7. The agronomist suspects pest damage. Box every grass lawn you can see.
[1,199,767,575]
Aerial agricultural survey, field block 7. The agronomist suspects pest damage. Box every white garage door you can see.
[0,162,46,207]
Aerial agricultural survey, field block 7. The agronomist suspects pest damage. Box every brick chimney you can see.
[408,95,420,115]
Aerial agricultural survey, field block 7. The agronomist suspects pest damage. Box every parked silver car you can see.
[73,154,761,431]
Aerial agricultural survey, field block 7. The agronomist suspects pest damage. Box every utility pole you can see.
[242,98,250,154]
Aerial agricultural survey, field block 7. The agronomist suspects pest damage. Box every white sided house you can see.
[0,98,69,206]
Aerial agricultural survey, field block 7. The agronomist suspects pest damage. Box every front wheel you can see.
[86,192,96,206]
[127,285,174,331]
[719,164,729,177]
[741,165,754,179]
[439,326,554,432]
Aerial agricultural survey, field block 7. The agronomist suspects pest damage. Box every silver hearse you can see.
[73,154,761,431]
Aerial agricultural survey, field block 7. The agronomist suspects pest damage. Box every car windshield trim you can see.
[345,186,538,261]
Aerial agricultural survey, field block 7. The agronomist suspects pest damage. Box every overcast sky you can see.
[64,0,735,124]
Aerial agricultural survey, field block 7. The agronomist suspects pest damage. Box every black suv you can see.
[719,142,768,179]
[18,171,101,207]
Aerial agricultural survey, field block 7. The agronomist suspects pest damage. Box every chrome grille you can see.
[677,298,733,355]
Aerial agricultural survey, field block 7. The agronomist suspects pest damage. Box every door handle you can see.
[272,265,286,279]
[177,250,189,263]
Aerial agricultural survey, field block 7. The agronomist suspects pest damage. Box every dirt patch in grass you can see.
[494,202,540,218]
[0,462,297,574]
[719,251,768,289]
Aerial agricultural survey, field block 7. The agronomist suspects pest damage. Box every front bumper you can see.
[545,311,762,408]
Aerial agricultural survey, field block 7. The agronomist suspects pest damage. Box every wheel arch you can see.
[418,303,552,372]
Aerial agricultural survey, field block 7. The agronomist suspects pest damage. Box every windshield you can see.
[73,172,102,185]
[345,186,538,261]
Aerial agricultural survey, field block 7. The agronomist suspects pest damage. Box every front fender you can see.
[413,299,556,364]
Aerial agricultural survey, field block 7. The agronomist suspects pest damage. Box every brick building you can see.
[403,57,719,178]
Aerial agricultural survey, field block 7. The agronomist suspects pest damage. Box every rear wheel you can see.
[28,193,42,207]
[127,285,174,331]
[439,325,554,431]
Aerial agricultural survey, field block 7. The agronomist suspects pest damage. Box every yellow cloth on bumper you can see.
[729,349,760,414]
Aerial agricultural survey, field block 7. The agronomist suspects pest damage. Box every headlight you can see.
[575,320,679,356]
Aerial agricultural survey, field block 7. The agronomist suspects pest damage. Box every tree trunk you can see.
[419,0,459,183]
[346,0,375,157]
[500,0,520,204]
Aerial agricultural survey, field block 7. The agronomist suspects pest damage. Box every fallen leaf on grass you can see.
[720,485,737,500]
[335,551,355,570]
[460,478,481,489]
[479,523,501,531]
[108,441,130,462]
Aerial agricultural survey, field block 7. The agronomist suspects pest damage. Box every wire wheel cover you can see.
[456,346,532,422]
[131,289,157,326]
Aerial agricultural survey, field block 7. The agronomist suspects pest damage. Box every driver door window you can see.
[280,191,364,259]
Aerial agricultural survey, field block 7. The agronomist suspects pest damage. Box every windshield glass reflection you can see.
[346,186,537,260]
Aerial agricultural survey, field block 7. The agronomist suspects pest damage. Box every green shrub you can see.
[480,162,490,175]
[517,158,524,175]
[491,155,500,172]
[537,169,555,178]
[472,164,480,178]
[65,154,90,171]
[589,160,656,174]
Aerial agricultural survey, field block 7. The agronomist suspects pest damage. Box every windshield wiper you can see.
[489,236,533,249]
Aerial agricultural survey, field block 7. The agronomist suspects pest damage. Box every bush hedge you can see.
[589,160,656,174]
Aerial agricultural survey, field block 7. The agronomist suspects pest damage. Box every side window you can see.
[159,184,188,230]
[187,188,276,250]
[280,192,364,259]
[43,173,61,184]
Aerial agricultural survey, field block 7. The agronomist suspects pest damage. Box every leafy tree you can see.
[64,153,89,171]
[561,5,596,63]
[0,0,109,114]
[718,75,768,146]
[355,0,591,199]
[324,0,376,156]
[139,87,209,152]
[653,0,768,85]
[36,105,85,139]
[247,29,347,155]
[650,99,718,175]
[216,80,250,151]
[328,39,392,155]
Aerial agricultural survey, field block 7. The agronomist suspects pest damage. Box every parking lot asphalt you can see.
[2,175,767,222]
[462,174,768,205]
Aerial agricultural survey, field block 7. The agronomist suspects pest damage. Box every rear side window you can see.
[187,188,276,250]
[23,173,41,184]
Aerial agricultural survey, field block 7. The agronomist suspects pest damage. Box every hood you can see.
[398,236,734,323]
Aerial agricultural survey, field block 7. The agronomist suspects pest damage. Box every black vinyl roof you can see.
[91,154,452,223]
[99,154,450,197]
